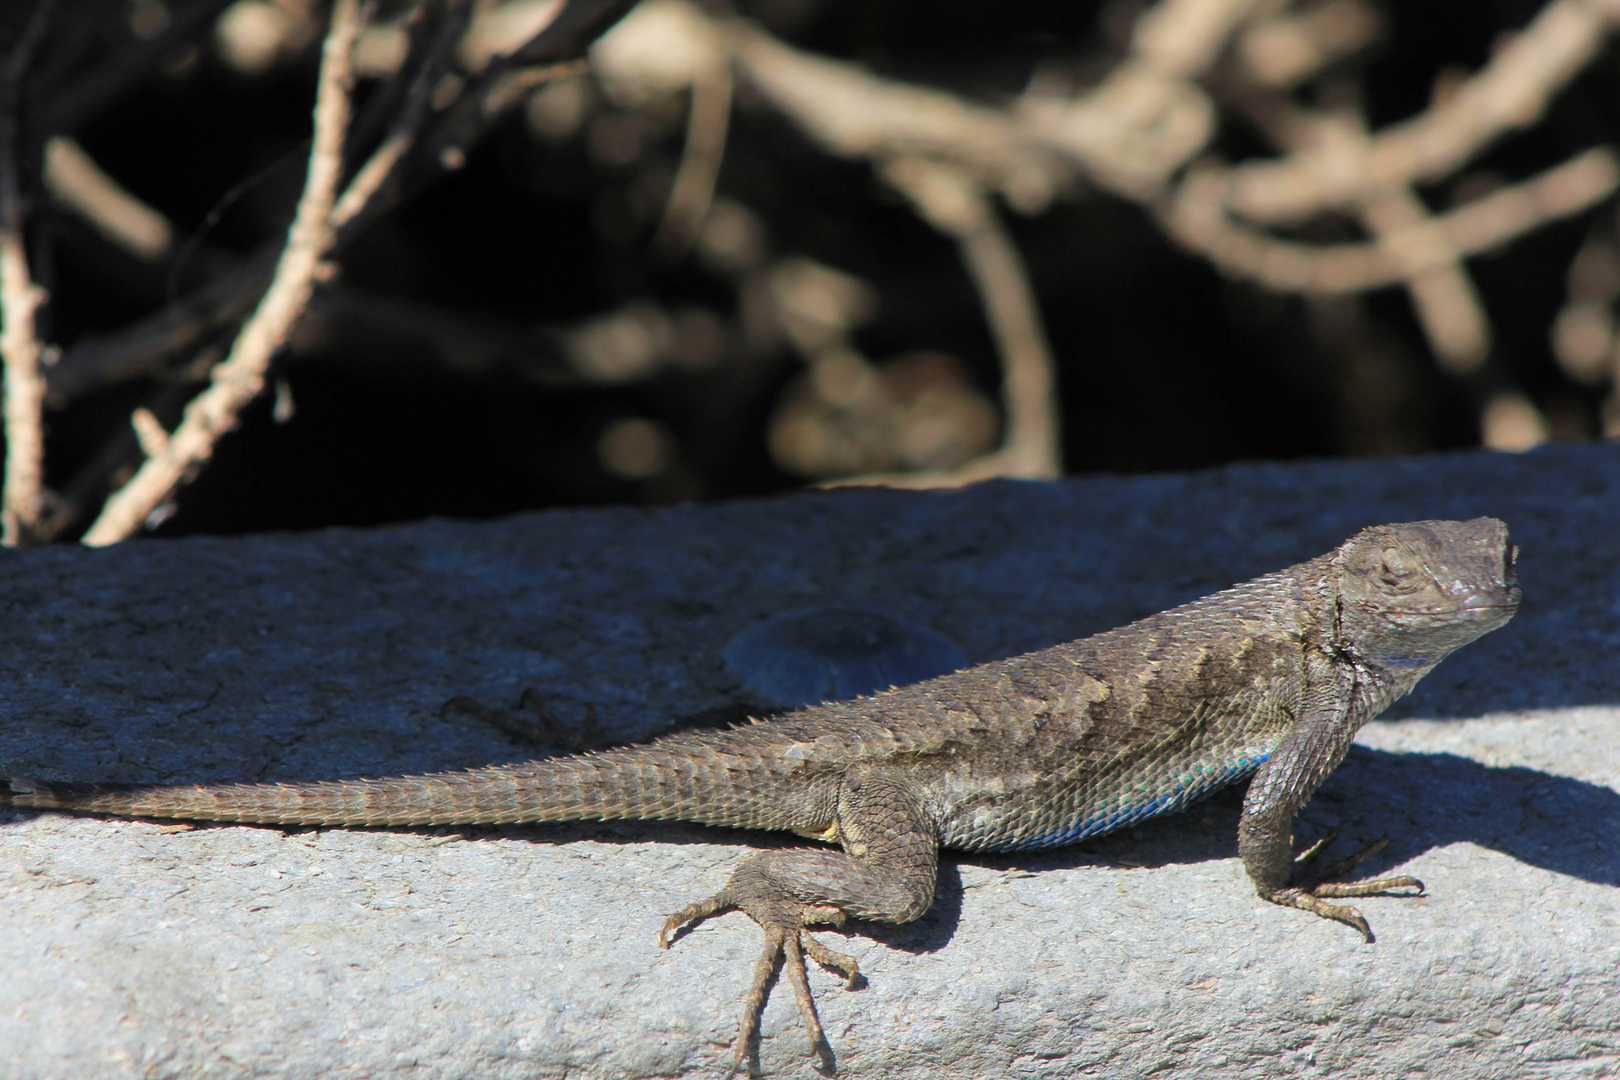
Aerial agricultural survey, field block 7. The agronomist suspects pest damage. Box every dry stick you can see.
[724,20,1071,210]
[1267,107,1494,374]
[48,0,476,403]
[1015,0,1265,200]
[44,136,174,261]
[1129,0,1268,78]
[943,190,1061,479]
[651,52,734,259]
[81,0,365,547]
[426,59,589,174]
[1161,147,1620,294]
[50,19,586,405]
[1361,185,1492,375]
[417,0,639,173]
[46,249,275,404]
[875,157,1061,484]
[33,380,193,544]
[46,0,601,539]
[342,0,459,160]
[0,0,57,548]
[717,0,1252,208]
[331,0,475,231]
[1224,0,1620,223]
[1235,0,1382,90]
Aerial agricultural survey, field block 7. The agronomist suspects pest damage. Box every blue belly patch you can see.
[1007,753,1271,851]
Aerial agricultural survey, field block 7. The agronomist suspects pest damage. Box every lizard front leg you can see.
[659,771,938,1076]
[1239,688,1423,940]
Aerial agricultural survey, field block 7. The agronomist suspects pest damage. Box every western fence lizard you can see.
[4,518,1520,1074]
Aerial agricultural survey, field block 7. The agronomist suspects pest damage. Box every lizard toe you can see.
[658,888,735,949]
[1292,833,1425,898]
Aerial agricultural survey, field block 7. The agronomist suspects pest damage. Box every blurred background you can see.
[4,0,1619,540]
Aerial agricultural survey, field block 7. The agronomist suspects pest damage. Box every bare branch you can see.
[1225,0,1620,224]
[651,50,733,259]
[1017,0,1265,198]
[44,136,174,261]
[716,18,1071,213]
[1130,0,1268,77]
[1360,185,1491,373]
[1249,105,1495,373]
[82,0,367,546]
[1162,148,1620,294]
[332,0,476,230]
[422,0,638,173]
[43,0,627,418]
[872,157,1061,483]
[0,0,57,547]
[45,249,276,405]
[1236,0,1382,89]
[31,381,194,544]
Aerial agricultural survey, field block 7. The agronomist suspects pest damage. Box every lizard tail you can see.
[4,738,807,829]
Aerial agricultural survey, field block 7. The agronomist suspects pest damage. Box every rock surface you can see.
[2,443,1617,1079]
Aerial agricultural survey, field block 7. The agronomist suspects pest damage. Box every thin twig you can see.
[45,247,276,404]
[1360,184,1491,373]
[47,0,477,401]
[1251,103,1495,373]
[47,1,610,406]
[1017,0,1264,198]
[332,0,476,230]
[0,0,57,547]
[877,157,1061,482]
[1161,147,1620,293]
[1223,0,1620,223]
[722,19,1071,211]
[82,0,366,546]
[420,0,638,172]
[33,381,194,543]
[651,51,733,259]
[43,136,173,260]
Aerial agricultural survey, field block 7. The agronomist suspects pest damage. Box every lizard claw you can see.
[658,886,858,1076]
[1295,833,1425,897]
[1267,833,1425,942]
[659,888,734,950]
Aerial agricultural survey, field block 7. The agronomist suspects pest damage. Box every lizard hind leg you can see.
[658,773,938,1076]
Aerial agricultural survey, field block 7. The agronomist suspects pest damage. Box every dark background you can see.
[33,0,1620,537]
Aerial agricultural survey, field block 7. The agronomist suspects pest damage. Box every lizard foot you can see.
[1267,832,1424,942]
[660,886,860,1077]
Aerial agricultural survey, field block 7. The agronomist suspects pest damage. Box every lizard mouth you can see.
[1390,594,1519,619]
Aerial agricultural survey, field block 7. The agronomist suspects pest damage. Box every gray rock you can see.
[1,442,1617,1079]
[722,606,968,707]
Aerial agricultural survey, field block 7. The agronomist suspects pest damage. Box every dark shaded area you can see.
[18,0,1620,537]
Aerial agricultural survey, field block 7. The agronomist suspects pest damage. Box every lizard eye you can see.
[1379,546,1417,587]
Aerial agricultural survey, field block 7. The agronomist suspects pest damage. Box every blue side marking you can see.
[1008,752,1272,851]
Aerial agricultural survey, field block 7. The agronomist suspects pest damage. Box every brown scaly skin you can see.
[4,519,1520,1076]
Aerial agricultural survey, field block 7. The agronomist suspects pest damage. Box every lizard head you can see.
[1334,517,1520,665]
